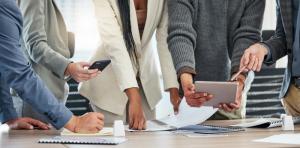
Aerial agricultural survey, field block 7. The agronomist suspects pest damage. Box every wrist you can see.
[64,63,73,76]
[64,115,78,132]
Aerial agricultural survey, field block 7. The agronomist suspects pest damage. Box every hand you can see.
[240,43,268,72]
[65,62,99,82]
[64,113,104,133]
[169,88,181,114]
[6,117,50,130]
[180,73,213,107]
[126,88,146,130]
[219,74,246,112]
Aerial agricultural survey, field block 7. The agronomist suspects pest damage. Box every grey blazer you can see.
[263,0,293,98]
[19,0,75,100]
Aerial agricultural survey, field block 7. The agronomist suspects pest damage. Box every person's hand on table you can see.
[126,88,146,130]
[64,112,104,133]
[240,43,268,72]
[219,74,246,112]
[180,73,213,107]
[169,88,181,114]
[65,62,99,82]
[6,117,50,130]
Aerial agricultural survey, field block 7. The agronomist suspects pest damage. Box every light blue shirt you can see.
[0,0,72,129]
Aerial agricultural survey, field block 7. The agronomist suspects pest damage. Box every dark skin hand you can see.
[180,73,213,107]
[125,87,146,130]
[169,88,181,114]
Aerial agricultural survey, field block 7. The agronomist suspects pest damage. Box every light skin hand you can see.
[64,62,99,82]
[180,73,213,107]
[125,88,146,130]
[219,74,246,112]
[240,43,269,72]
[169,88,181,114]
[64,113,104,133]
[6,117,50,130]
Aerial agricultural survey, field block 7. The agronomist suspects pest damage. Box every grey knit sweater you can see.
[167,0,265,81]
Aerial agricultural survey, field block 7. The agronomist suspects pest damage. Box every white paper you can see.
[127,98,217,132]
[158,98,218,128]
[61,127,114,136]
[254,134,300,145]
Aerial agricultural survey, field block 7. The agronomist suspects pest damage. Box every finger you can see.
[257,56,264,72]
[129,116,134,129]
[96,113,105,120]
[243,51,250,66]
[96,124,103,131]
[206,94,214,101]
[15,122,34,130]
[252,57,259,72]
[89,73,98,78]
[133,118,139,130]
[186,97,206,107]
[26,119,49,130]
[87,69,98,74]
[247,54,256,70]
[193,92,209,98]
[229,103,239,109]
[222,104,233,112]
[138,118,144,130]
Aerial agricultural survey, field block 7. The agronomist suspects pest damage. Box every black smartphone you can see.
[88,60,111,71]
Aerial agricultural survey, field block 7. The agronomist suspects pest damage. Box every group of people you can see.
[0,0,299,133]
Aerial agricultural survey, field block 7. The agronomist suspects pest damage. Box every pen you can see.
[230,66,246,81]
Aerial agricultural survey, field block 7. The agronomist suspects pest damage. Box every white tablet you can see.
[194,81,238,107]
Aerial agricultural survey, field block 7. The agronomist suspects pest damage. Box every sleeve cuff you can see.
[51,107,73,129]
[2,106,18,123]
[177,66,196,79]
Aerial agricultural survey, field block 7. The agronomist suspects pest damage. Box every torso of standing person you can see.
[168,0,264,82]
[134,0,147,38]
[79,0,179,115]
[18,0,75,100]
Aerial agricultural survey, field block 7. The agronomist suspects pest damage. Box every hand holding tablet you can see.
[194,81,238,108]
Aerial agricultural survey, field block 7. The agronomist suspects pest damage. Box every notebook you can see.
[61,127,113,136]
[231,118,282,128]
[128,120,244,134]
[38,136,127,145]
[177,124,245,134]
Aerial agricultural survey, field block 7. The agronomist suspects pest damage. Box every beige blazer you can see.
[19,0,74,100]
[79,0,178,115]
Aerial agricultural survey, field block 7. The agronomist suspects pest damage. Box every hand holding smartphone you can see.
[88,60,111,71]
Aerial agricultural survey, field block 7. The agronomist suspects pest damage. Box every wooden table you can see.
[1,119,299,148]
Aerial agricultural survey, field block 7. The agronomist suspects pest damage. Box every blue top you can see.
[292,0,300,77]
[0,0,72,129]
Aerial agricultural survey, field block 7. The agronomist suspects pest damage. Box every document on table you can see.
[254,134,300,145]
[61,127,114,136]
[127,98,218,132]
[231,118,282,128]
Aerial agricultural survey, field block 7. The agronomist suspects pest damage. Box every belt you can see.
[294,77,300,89]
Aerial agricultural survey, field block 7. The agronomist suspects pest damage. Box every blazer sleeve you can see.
[93,0,138,91]
[156,0,179,90]
[230,0,265,75]
[19,0,71,79]
[263,0,288,65]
